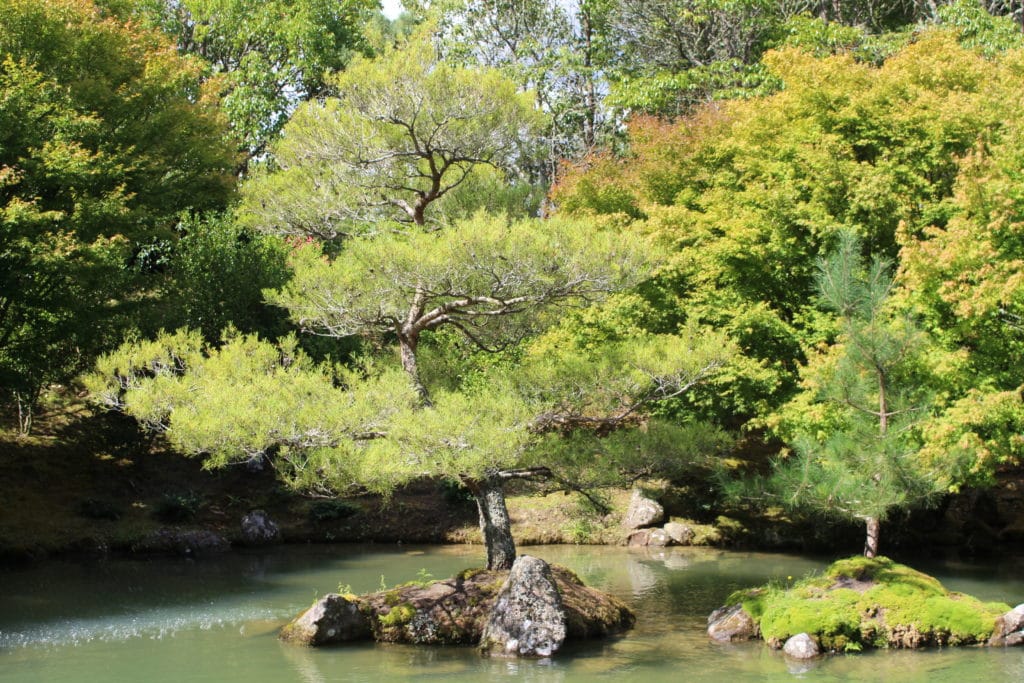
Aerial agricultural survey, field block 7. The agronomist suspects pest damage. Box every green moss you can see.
[760,588,863,650]
[737,556,1011,652]
[378,603,416,627]
[456,567,488,581]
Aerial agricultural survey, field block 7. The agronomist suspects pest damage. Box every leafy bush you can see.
[308,499,360,522]
[152,492,204,523]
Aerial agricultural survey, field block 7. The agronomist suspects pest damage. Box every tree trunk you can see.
[863,515,880,558]
[15,390,34,436]
[467,477,516,571]
[398,333,431,406]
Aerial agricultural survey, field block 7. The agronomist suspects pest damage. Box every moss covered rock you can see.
[716,556,1011,652]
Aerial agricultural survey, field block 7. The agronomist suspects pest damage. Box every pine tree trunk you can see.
[864,516,880,558]
[398,333,431,406]
[468,477,516,571]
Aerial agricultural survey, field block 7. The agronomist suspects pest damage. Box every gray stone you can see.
[132,529,229,556]
[621,489,665,530]
[648,528,671,547]
[707,603,758,642]
[664,521,695,545]
[280,594,371,645]
[626,529,652,547]
[480,555,567,657]
[783,632,820,659]
[989,604,1024,646]
[240,509,281,546]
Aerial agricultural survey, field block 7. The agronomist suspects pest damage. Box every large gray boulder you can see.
[663,521,695,545]
[626,529,652,547]
[621,489,665,530]
[783,632,820,659]
[707,603,758,642]
[480,555,567,657]
[240,510,281,546]
[647,528,671,547]
[280,594,371,645]
[989,604,1024,646]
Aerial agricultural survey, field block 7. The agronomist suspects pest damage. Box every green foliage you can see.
[153,491,204,523]
[160,214,291,342]
[308,499,360,522]
[110,0,378,159]
[240,29,545,236]
[607,61,781,117]
[739,556,1009,650]
[937,0,1024,55]
[266,212,656,350]
[378,603,416,627]
[86,329,419,490]
[554,30,1024,444]
[0,0,236,430]
[428,0,618,170]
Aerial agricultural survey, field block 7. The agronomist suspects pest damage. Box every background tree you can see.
[240,30,544,237]
[551,30,1024,439]
[898,106,1024,482]
[157,213,292,342]
[0,0,236,432]
[424,0,615,174]
[106,0,378,162]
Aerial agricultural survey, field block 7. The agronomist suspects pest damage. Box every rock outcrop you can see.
[663,522,694,545]
[279,594,371,645]
[621,489,665,530]
[626,529,652,547]
[240,510,281,546]
[646,528,671,547]
[132,528,229,556]
[480,555,566,657]
[280,559,635,653]
[989,604,1024,646]
[707,603,758,642]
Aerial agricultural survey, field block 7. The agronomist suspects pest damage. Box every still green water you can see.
[2,544,1024,682]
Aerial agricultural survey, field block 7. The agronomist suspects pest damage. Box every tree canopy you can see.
[108,0,378,161]
[240,30,544,236]
[0,0,236,431]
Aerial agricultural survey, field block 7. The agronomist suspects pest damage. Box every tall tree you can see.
[89,215,733,570]
[90,28,733,570]
[0,0,236,432]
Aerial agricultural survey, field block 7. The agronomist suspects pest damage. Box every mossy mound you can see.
[728,556,1010,652]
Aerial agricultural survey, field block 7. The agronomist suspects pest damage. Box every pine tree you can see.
[757,232,950,557]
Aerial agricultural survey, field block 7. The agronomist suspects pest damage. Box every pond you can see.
[2,544,1024,682]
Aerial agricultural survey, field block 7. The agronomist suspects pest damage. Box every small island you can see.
[708,556,1024,657]
[280,555,635,656]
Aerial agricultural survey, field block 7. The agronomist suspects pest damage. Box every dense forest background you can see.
[3,0,1024,558]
